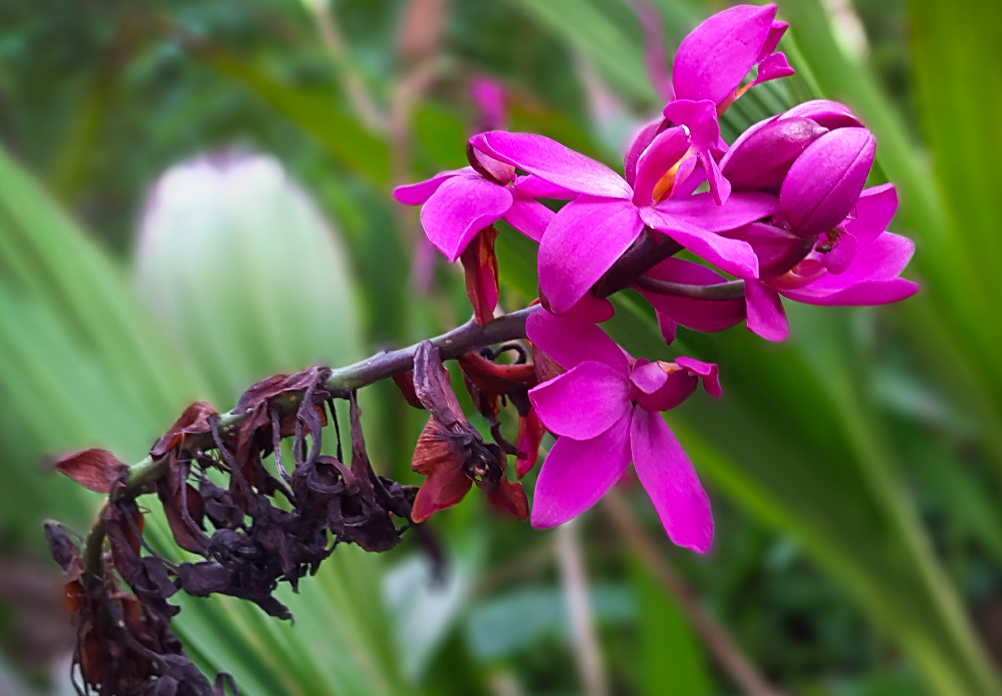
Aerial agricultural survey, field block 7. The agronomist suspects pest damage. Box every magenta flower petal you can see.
[471,149,516,184]
[676,357,722,397]
[629,361,669,395]
[393,169,464,205]
[780,99,864,130]
[657,191,780,232]
[630,408,713,553]
[539,197,645,314]
[526,309,631,375]
[638,258,746,338]
[421,173,513,262]
[846,183,897,248]
[672,3,778,106]
[529,361,630,440]
[720,117,828,192]
[781,128,876,237]
[624,118,665,188]
[471,131,632,199]
[530,411,634,529]
[759,20,788,59]
[503,196,554,242]
[703,156,732,206]
[561,294,616,324]
[750,51,795,87]
[657,315,678,345]
[722,222,815,278]
[632,127,689,207]
[647,256,728,285]
[634,370,699,411]
[745,279,789,341]
[662,100,729,204]
[823,232,857,274]
[780,233,917,306]
[793,277,919,306]
[642,292,746,340]
[513,174,577,200]
[641,207,760,279]
[670,161,707,199]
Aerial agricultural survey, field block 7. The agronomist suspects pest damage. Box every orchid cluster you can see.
[394,3,917,552]
[43,5,917,694]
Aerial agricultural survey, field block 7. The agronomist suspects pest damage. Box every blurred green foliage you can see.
[0,0,1000,695]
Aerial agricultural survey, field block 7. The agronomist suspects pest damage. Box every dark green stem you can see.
[635,275,746,301]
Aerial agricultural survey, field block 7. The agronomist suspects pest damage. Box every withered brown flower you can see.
[410,341,527,522]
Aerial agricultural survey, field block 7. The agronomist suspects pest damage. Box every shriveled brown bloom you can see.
[410,341,527,522]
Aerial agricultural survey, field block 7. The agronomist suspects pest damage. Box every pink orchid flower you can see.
[672,3,794,110]
[624,3,797,208]
[526,309,718,553]
[470,129,778,315]
[392,148,553,263]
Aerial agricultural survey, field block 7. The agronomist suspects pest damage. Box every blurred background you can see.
[1,0,1001,694]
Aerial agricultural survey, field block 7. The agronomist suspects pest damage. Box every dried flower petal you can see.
[151,402,218,458]
[411,418,474,523]
[460,226,501,326]
[53,449,127,494]
[515,409,546,478]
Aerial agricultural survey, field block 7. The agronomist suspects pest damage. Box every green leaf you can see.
[200,50,390,185]
[629,558,714,696]
[0,144,206,543]
[464,584,634,661]
[509,0,658,105]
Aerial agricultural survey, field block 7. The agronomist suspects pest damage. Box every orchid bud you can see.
[780,127,876,237]
[780,99,865,130]
[720,117,829,192]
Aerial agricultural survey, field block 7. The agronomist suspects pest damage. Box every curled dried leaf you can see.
[235,366,331,414]
[410,343,524,523]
